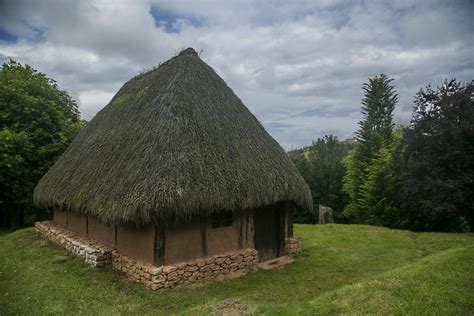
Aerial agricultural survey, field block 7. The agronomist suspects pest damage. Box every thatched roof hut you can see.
[34,48,311,277]
[34,48,311,226]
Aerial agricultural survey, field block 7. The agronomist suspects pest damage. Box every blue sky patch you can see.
[0,28,18,43]
[150,5,202,33]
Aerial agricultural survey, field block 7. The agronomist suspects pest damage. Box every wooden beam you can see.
[279,204,286,256]
[238,212,243,248]
[287,202,294,238]
[201,216,208,256]
[154,224,165,266]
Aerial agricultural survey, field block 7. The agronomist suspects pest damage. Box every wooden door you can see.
[254,206,280,262]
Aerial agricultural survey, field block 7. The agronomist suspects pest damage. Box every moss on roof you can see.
[34,48,312,225]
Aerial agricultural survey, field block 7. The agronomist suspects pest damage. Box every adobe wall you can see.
[88,216,115,248]
[206,225,239,256]
[206,218,239,256]
[53,210,67,227]
[116,223,155,264]
[52,210,155,264]
[164,212,255,263]
[165,217,203,264]
[67,211,88,236]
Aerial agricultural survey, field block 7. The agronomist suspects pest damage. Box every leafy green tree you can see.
[403,79,474,232]
[0,60,82,228]
[343,74,398,222]
[289,135,352,223]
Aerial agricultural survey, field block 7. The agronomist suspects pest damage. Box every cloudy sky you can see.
[1,0,472,149]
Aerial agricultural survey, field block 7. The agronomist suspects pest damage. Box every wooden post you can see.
[287,202,294,238]
[238,212,243,248]
[279,203,286,256]
[154,224,165,266]
[201,216,208,256]
[114,225,118,246]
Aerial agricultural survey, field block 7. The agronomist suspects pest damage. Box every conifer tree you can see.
[343,74,398,222]
[358,127,405,227]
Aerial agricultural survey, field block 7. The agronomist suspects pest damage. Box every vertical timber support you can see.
[114,225,118,246]
[201,216,208,257]
[86,214,89,236]
[287,203,294,238]
[154,223,165,266]
[279,203,286,256]
[238,212,244,248]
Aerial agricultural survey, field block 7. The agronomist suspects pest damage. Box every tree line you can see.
[289,75,473,232]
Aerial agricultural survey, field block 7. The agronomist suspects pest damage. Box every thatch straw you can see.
[34,48,312,225]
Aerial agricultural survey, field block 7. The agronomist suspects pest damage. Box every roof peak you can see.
[179,47,198,56]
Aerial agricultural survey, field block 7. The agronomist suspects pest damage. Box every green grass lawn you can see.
[1,224,473,315]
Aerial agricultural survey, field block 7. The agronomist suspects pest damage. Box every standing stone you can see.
[319,205,334,224]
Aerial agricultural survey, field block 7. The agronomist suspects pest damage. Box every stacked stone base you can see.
[36,221,111,267]
[112,248,258,290]
[284,237,302,255]
[35,221,261,289]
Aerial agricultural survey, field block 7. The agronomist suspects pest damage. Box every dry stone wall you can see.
[283,237,302,255]
[112,248,258,290]
[36,221,111,267]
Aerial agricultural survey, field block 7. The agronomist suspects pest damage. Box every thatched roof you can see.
[34,48,312,225]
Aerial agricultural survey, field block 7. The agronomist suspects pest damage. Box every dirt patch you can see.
[211,298,256,316]
[256,255,294,271]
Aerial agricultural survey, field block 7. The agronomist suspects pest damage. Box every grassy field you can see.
[1,224,473,315]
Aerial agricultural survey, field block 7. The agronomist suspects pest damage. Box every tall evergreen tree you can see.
[343,74,398,222]
[358,127,406,227]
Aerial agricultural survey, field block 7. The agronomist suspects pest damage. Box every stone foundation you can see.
[36,221,111,267]
[283,237,302,255]
[112,248,258,290]
[35,221,259,289]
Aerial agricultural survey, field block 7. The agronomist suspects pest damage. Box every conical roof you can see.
[34,48,312,225]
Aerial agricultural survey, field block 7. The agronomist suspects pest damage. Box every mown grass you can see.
[0,224,473,315]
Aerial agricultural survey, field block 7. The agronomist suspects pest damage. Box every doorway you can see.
[254,206,280,262]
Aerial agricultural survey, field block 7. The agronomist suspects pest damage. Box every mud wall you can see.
[88,216,115,247]
[53,210,67,227]
[164,217,203,264]
[116,223,155,264]
[67,211,88,236]
[206,215,239,256]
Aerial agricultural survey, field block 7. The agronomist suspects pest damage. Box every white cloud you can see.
[0,0,472,149]
[78,90,115,119]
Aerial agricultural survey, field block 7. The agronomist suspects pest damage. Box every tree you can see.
[343,74,398,222]
[358,127,406,227]
[289,135,352,223]
[403,79,474,232]
[0,60,82,228]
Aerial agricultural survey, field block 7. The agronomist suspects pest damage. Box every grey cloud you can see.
[0,0,472,149]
